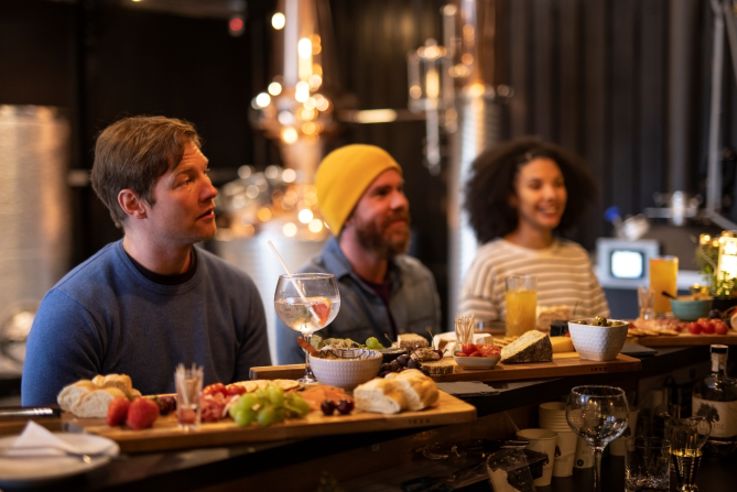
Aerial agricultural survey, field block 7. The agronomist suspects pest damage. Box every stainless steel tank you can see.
[0,105,71,372]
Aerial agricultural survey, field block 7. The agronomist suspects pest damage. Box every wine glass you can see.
[274,272,340,383]
[566,385,630,492]
[670,416,711,491]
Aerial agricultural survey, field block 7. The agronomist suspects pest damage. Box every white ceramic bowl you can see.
[308,348,382,390]
[453,353,501,370]
[567,319,629,361]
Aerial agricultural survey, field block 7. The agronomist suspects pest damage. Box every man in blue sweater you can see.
[22,116,271,405]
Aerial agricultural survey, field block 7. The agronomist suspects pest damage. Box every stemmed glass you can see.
[566,385,630,492]
[670,416,711,491]
[274,272,340,383]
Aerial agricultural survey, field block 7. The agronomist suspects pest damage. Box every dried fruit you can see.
[320,400,336,416]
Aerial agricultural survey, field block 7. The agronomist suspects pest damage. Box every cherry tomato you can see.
[687,322,702,335]
[461,343,477,356]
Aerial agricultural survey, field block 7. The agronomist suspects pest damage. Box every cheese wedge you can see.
[550,336,575,354]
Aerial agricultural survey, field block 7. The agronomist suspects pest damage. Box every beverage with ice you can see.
[274,272,340,383]
[275,295,340,335]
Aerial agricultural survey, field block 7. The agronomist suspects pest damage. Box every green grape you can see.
[234,407,255,427]
[286,393,311,417]
[239,393,259,410]
[257,404,277,427]
[365,336,384,350]
[266,384,285,406]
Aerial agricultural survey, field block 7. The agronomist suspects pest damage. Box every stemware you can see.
[565,385,629,492]
[670,416,711,492]
[274,272,340,383]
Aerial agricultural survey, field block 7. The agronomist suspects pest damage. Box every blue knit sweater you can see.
[22,241,270,405]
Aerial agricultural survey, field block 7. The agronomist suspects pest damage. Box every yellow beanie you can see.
[316,144,402,234]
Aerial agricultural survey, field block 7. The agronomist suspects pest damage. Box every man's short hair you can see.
[90,115,201,227]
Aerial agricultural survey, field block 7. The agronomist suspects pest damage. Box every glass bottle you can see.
[692,344,737,454]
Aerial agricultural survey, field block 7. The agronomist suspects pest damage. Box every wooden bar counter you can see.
[1,345,734,491]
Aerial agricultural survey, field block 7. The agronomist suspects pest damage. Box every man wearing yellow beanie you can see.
[275,144,441,364]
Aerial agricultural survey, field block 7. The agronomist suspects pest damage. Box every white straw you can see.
[267,240,321,325]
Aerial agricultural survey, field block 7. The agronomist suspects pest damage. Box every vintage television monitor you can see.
[596,238,661,289]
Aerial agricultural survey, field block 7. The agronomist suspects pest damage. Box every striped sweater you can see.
[459,238,610,323]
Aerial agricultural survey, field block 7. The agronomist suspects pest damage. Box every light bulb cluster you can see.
[216,165,327,241]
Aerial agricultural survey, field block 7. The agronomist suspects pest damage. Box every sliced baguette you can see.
[72,387,126,418]
[385,369,438,411]
[353,378,407,414]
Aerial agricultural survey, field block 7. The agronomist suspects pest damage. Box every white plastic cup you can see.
[517,428,558,487]
[552,430,578,477]
[574,437,595,469]
[610,409,639,457]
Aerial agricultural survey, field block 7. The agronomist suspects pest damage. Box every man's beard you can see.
[354,213,411,257]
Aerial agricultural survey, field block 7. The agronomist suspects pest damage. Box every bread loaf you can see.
[57,373,140,418]
[385,369,438,411]
[72,388,127,418]
[353,378,407,414]
[354,369,439,414]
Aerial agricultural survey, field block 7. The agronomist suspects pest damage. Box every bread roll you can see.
[57,380,95,412]
[57,373,140,417]
[72,387,126,418]
[353,378,407,414]
[386,369,439,411]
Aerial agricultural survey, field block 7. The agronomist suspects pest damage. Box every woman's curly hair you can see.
[464,136,598,244]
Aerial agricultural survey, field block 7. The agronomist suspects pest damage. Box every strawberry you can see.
[106,396,130,426]
[126,397,160,430]
[312,301,330,326]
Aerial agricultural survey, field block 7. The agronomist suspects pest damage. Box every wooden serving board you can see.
[633,333,737,347]
[251,352,641,383]
[65,391,475,454]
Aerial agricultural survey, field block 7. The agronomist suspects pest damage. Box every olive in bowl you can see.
[567,317,629,361]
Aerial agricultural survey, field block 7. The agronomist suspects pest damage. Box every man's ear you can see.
[117,189,148,219]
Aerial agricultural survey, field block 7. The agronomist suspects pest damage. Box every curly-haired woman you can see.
[458,137,609,329]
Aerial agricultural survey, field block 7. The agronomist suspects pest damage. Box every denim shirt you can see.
[274,237,442,364]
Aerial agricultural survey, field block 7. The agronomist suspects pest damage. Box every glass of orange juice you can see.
[649,256,678,316]
[505,275,537,336]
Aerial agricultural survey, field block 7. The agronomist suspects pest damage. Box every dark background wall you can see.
[2,0,736,321]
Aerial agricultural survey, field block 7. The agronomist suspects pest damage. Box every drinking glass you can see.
[505,275,537,336]
[625,436,671,491]
[566,385,630,492]
[670,416,711,492]
[175,363,203,431]
[274,272,340,383]
[649,256,678,316]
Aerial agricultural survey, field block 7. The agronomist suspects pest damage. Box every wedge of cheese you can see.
[501,330,553,363]
[550,336,575,354]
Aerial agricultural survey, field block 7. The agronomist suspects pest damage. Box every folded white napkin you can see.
[4,421,114,457]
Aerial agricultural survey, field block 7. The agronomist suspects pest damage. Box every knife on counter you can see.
[0,407,61,420]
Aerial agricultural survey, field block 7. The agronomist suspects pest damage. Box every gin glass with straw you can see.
[269,241,340,383]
